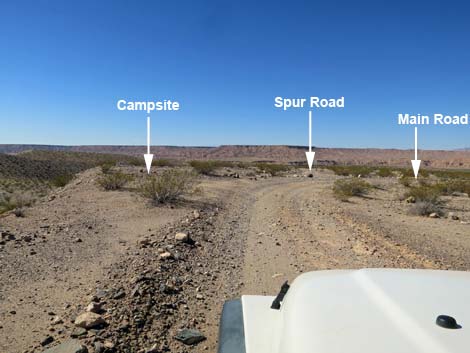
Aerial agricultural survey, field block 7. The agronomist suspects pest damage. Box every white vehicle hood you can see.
[242,269,469,353]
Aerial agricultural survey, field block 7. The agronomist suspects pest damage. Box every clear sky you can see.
[1,0,469,149]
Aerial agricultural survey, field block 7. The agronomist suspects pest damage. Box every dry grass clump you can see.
[98,172,133,191]
[333,178,372,201]
[139,169,198,204]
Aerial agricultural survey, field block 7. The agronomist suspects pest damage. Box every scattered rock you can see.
[452,192,469,197]
[405,196,416,203]
[51,316,63,325]
[138,238,151,246]
[70,327,87,338]
[21,235,33,242]
[175,329,206,345]
[41,335,54,346]
[13,208,25,217]
[93,342,104,353]
[146,344,158,353]
[41,339,88,353]
[85,302,102,314]
[429,213,439,219]
[175,232,190,243]
[74,312,105,329]
[112,289,126,300]
[159,251,173,260]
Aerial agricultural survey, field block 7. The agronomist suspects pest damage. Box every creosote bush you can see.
[139,169,198,204]
[333,178,372,201]
[98,172,133,191]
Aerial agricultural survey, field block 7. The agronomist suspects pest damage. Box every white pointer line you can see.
[144,116,154,174]
[414,126,418,161]
[147,116,151,155]
[305,110,315,171]
[309,110,312,152]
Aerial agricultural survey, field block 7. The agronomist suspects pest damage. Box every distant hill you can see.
[1,144,470,169]
[0,150,140,180]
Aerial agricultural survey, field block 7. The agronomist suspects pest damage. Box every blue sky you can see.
[1,0,469,149]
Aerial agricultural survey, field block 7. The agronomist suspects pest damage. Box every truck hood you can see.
[242,269,469,353]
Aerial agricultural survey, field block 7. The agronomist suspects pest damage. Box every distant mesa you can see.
[1,144,470,169]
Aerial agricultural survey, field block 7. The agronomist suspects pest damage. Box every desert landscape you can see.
[0,147,469,353]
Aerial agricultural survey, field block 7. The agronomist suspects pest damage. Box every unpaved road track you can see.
[1,169,470,352]
[201,172,469,351]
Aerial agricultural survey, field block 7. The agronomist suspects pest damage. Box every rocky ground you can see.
[1,167,469,353]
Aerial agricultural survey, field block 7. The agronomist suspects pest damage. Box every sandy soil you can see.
[1,168,469,352]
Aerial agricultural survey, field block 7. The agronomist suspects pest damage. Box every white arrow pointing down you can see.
[305,110,315,170]
[144,116,154,174]
[411,127,421,178]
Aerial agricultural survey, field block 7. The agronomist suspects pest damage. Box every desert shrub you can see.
[405,185,441,203]
[255,163,290,176]
[52,174,74,187]
[153,159,176,167]
[13,208,25,217]
[100,162,115,174]
[333,178,372,201]
[326,165,374,177]
[98,172,133,191]
[431,179,470,196]
[400,168,429,178]
[0,192,35,214]
[190,161,218,175]
[408,201,443,217]
[404,184,444,216]
[189,160,249,175]
[431,169,470,180]
[376,167,394,177]
[139,169,198,204]
[399,176,413,187]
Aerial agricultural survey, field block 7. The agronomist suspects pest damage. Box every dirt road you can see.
[1,169,469,352]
